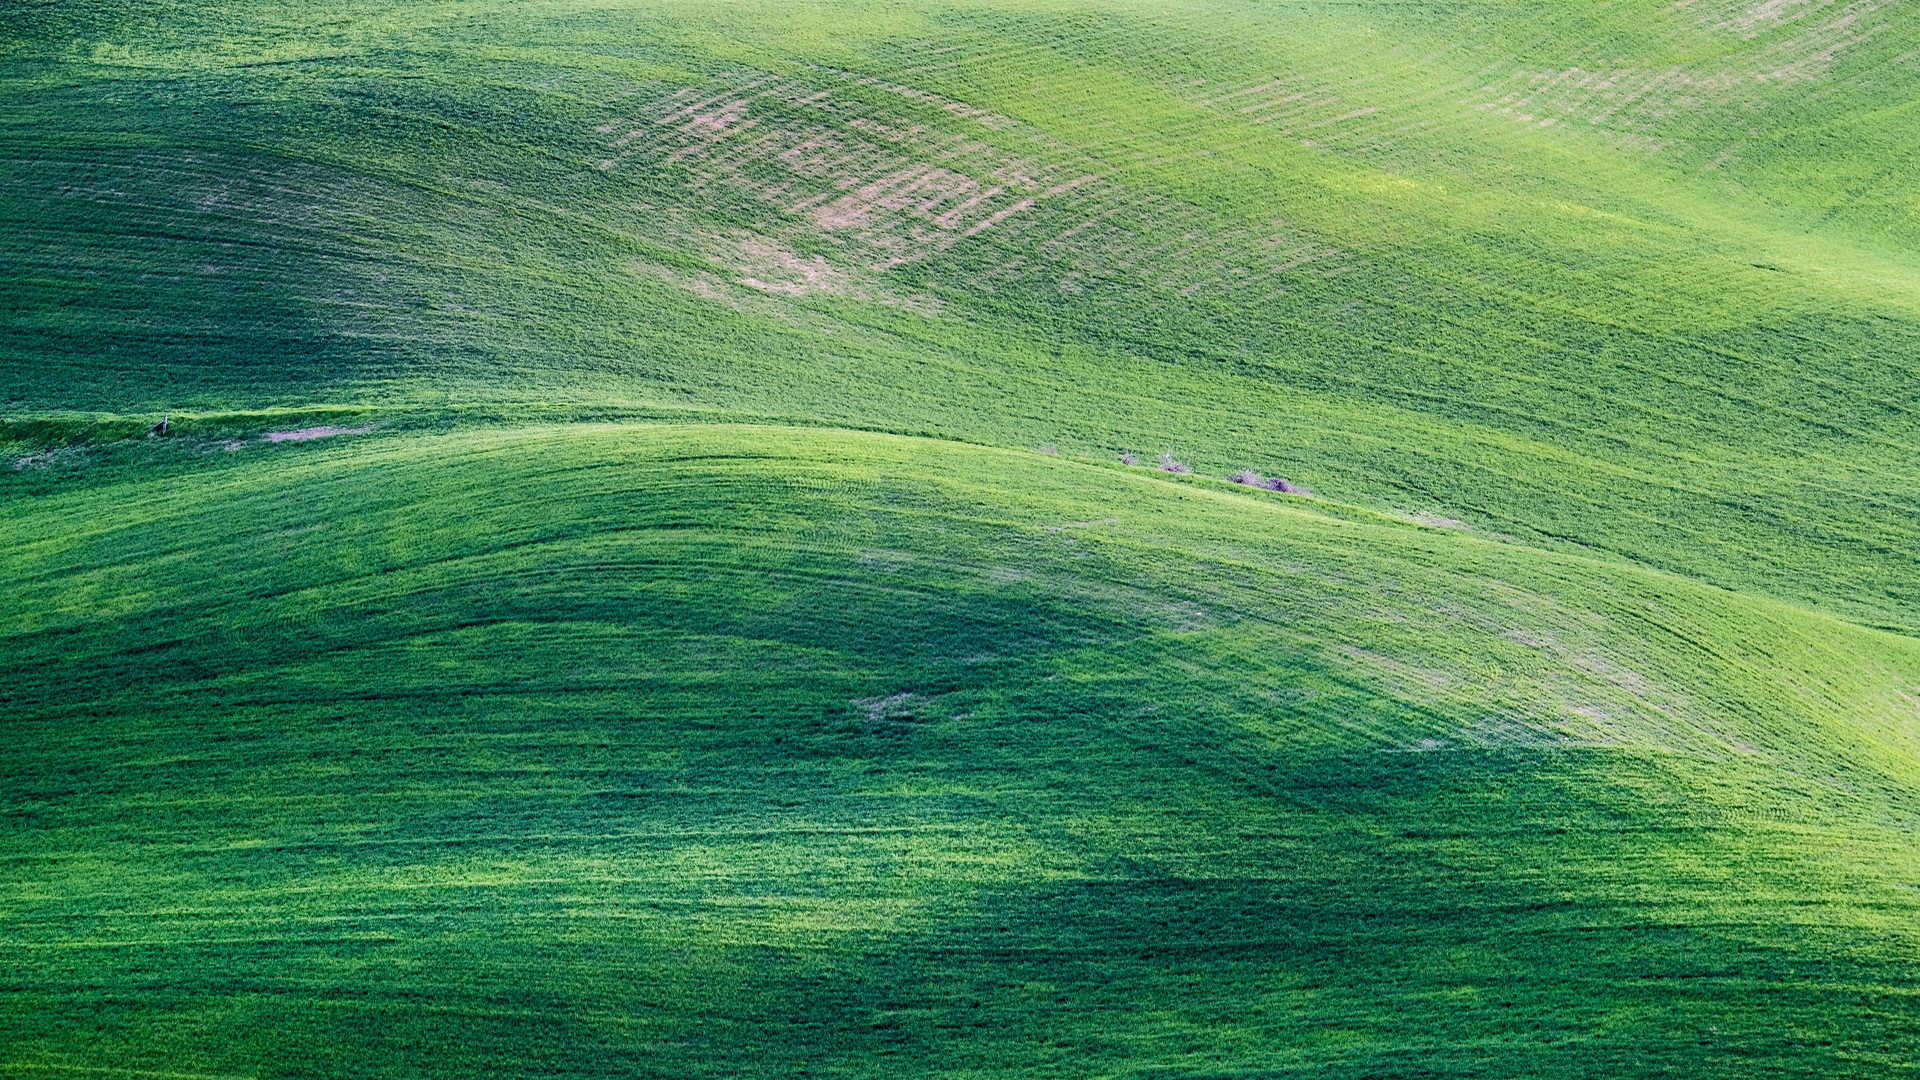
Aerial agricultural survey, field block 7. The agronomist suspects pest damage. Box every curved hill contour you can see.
[3,2,1919,1077]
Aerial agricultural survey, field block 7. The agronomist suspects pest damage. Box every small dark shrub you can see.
[1229,470,1261,486]
[1157,452,1189,474]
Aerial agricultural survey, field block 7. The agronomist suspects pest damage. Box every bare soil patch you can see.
[594,74,1099,271]
[593,71,1352,304]
[262,425,372,443]
[10,446,86,470]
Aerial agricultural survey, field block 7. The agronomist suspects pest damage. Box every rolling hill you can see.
[4,2,1919,1076]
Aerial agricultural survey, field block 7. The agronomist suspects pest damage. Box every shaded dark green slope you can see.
[4,425,1920,1077]
[5,0,1920,629]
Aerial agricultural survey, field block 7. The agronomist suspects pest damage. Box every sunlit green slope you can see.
[4,425,1919,1077]
[5,0,1920,627]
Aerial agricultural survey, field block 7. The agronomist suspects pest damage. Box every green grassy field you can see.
[5,2,1919,1076]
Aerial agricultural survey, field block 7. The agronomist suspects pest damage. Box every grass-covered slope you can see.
[6,0,1920,628]
[5,426,1920,1077]
[5,2,1920,1076]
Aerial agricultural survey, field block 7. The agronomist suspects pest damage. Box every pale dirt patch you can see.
[636,231,944,316]
[10,446,85,470]
[734,236,848,296]
[851,692,936,732]
[682,99,751,134]
[593,72,1352,305]
[595,75,1099,271]
[1158,599,1213,633]
[855,550,913,573]
[857,692,919,720]
[1411,513,1466,529]
[1459,712,1592,750]
[932,186,1004,230]
[964,197,1036,237]
[1739,0,1817,29]
[1469,1,1889,141]
[262,425,372,443]
[630,257,769,314]
[1567,651,1659,699]
[1683,0,1828,36]
[1490,624,1741,755]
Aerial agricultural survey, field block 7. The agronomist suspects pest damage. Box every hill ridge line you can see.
[10,409,1916,647]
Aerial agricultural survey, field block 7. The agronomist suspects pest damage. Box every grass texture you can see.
[4,2,1919,1076]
